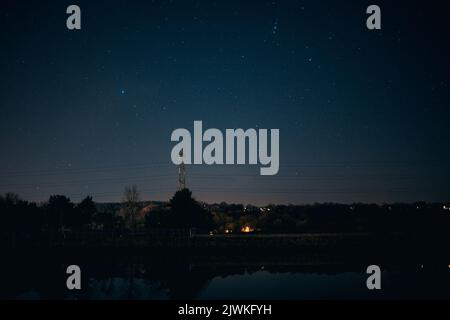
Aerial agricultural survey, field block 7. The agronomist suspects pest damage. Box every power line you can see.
[1,159,449,177]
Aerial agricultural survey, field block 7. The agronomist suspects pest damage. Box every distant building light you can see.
[241,226,254,233]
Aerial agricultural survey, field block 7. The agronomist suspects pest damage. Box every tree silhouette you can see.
[46,195,74,234]
[0,193,21,233]
[0,193,34,246]
[74,196,96,231]
[123,185,141,232]
[169,188,211,229]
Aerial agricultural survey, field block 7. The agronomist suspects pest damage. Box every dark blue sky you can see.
[1,0,449,205]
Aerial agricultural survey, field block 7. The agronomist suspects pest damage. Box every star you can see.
[272,18,279,35]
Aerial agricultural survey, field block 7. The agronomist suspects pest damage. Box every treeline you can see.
[1,189,450,246]
[209,202,450,235]
[0,188,211,245]
[0,193,100,240]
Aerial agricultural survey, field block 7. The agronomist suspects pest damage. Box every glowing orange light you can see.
[241,226,254,233]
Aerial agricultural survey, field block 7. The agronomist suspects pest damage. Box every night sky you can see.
[1,0,449,205]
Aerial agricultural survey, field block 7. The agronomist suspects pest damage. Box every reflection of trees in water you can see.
[3,251,59,298]
[142,262,212,299]
[2,248,449,299]
[85,253,213,299]
[0,249,362,299]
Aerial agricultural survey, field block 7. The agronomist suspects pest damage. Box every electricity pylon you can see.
[178,150,186,190]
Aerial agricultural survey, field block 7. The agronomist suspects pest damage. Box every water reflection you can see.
[2,248,450,300]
